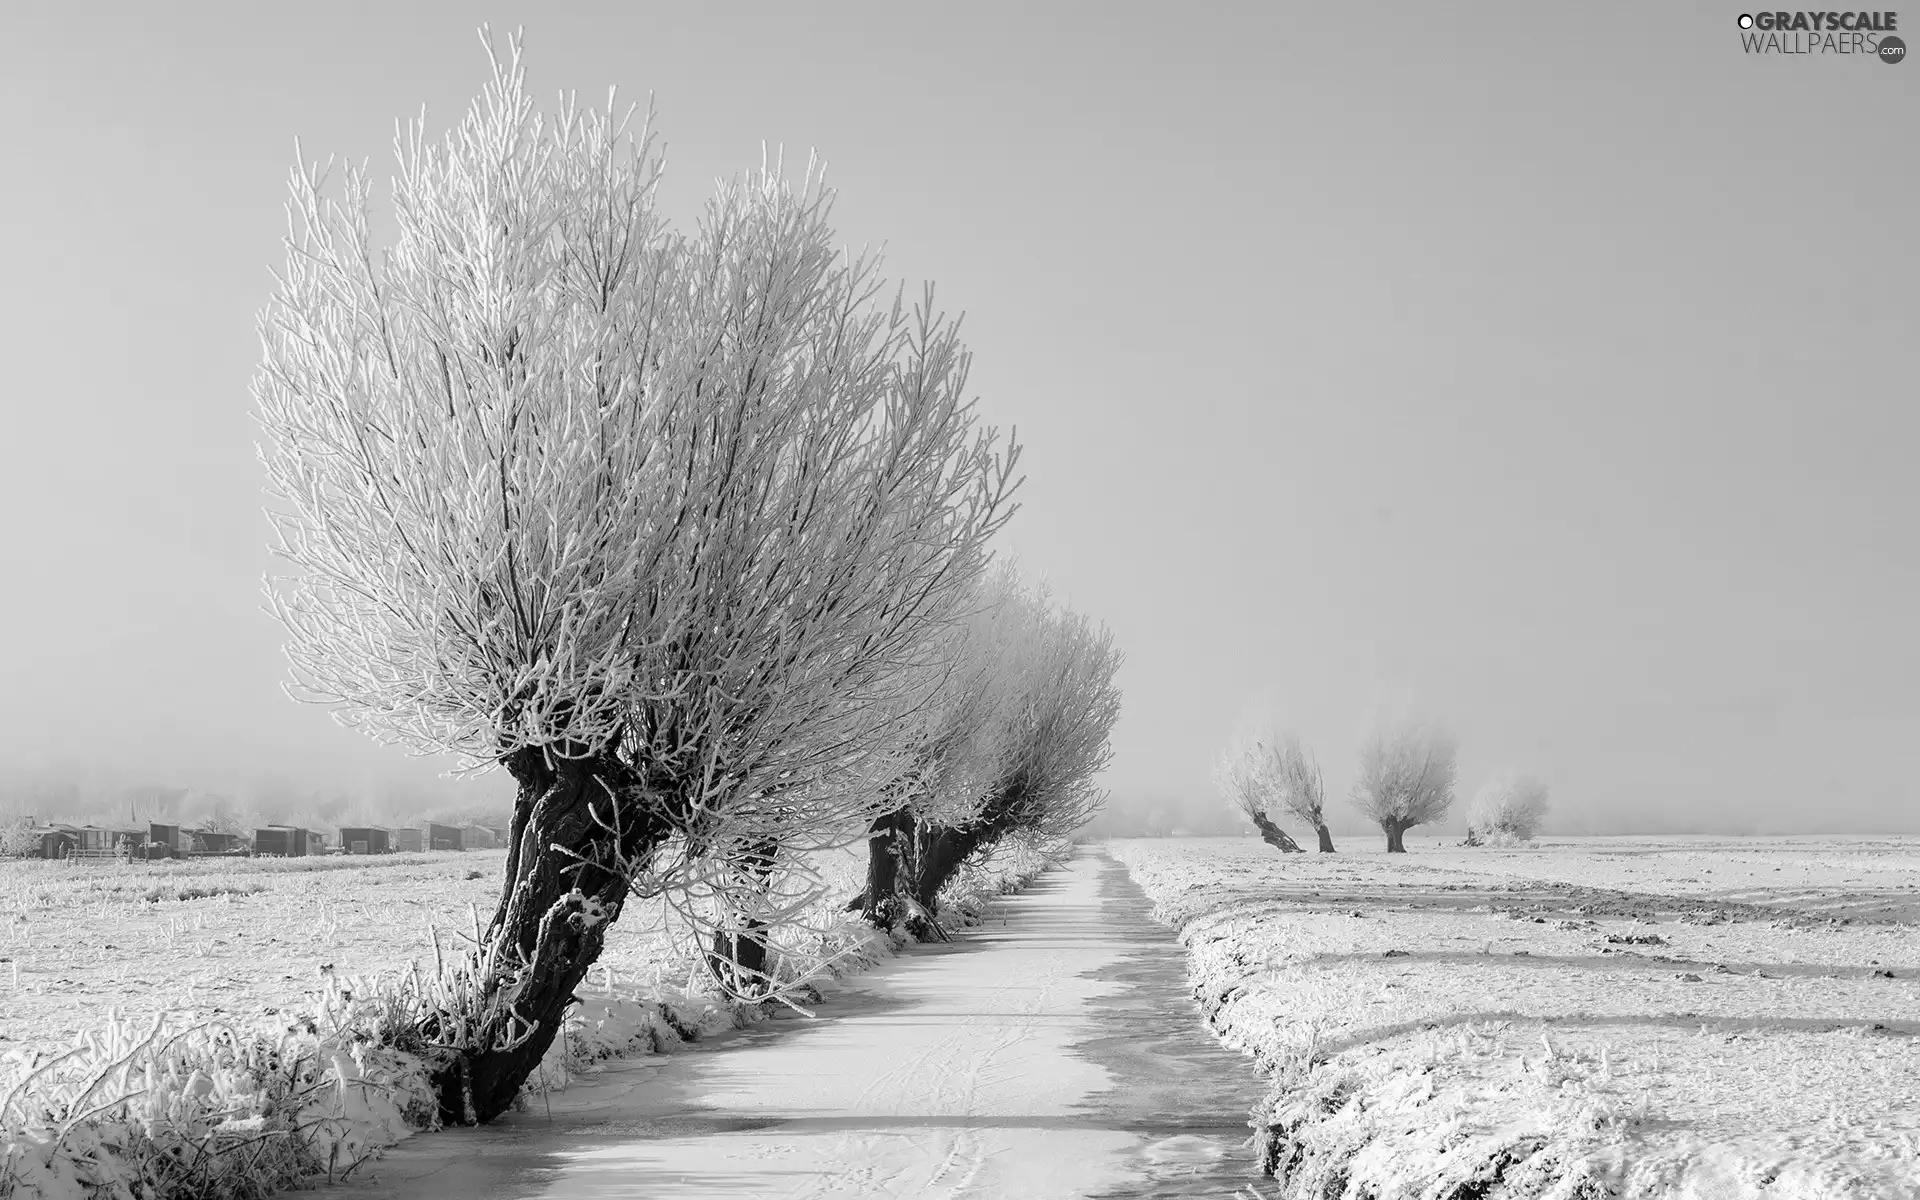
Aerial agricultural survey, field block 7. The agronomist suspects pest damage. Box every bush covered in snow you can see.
[1468,772,1551,843]
[0,982,432,1200]
[0,816,35,858]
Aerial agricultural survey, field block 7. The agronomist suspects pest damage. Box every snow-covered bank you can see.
[339,847,1267,1200]
[0,839,1060,1200]
[1109,836,1920,1199]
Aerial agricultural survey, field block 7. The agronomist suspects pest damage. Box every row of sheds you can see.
[18,821,506,860]
[288,824,499,855]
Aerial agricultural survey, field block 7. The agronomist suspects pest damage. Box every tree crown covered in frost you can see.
[1349,719,1458,829]
[975,584,1123,839]
[252,33,1018,844]
[1213,714,1326,831]
[896,567,1124,836]
[884,564,1046,827]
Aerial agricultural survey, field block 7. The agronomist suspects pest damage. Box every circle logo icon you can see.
[1737,13,1754,28]
[1880,35,1907,63]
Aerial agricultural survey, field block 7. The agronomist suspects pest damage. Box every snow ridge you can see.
[1109,836,1920,1200]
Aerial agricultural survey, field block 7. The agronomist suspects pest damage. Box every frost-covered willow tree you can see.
[690,678,957,999]
[1272,734,1335,852]
[843,564,1036,929]
[253,34,1016,1123]
[1213,735,1301,853]
[1466,772,1549,844]
[851,582,1121,935]
[1213,715,1336,853]
[1349,719,1457,853]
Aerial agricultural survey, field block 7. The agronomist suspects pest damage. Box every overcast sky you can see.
[1,2,1913,832]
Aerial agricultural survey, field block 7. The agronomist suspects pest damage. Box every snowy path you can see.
[343,850,1267,1199]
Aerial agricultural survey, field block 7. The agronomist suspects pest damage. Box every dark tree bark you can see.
[846,807,915,929]
[705,836,780,998]
[1383,819,1410,853]
[907,821,985,912]
[897,789,1025,938]
[425,744,675,1126]
[855,778,1033,941]
[1314,822,1336,853]
[1250,811,1303,853]
[891,820,995,940]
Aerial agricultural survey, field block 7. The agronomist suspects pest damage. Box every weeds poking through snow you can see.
[0,991,431,1200]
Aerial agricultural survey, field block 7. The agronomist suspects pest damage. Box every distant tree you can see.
[195,802,251,836]
[1467,773,1550,844]
[1214,712,1335,852]
[1349,719,1457,853]
[253,33,1015,1123]
[1213,734,1300,852]
[1272,734,1335,852]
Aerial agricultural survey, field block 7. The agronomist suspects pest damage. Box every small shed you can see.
[305,830,329,856]
[391,827,423,853]
[425,822,463,852]
[339,827,391,855]
[459,825,499,850]
[33,825,77,859]
[142,822,186,860]
[253,825,310,857]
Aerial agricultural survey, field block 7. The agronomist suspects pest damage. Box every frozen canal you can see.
[343,849,1269,1199]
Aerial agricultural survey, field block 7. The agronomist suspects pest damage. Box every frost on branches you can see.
[252,32,1016,1123]
[1213,711,1336,853]
[1349,717,1458,853]
[1466,772,1551,846]
[847,569,1123,939]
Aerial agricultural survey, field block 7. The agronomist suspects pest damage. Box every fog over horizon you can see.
[2,3,1914,838]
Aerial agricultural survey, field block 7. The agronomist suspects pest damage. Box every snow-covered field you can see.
[0,841,1057,1199]
[3,853,513,1052]
[1109,835,1920,1199]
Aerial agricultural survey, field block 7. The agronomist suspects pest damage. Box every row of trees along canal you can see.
[252,35,1123,1126]
[1215,712,1551,853]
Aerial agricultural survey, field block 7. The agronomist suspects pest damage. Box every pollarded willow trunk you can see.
[1383,820,1410,853]
[908,822,986,912]
[894,783,1026,939]
[903,821,987,938]
[1250,811,1303,853]
[1314,822,1336,853]
[705,836,781,998]
[846,807,915,929]
[426,746,675,1125]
